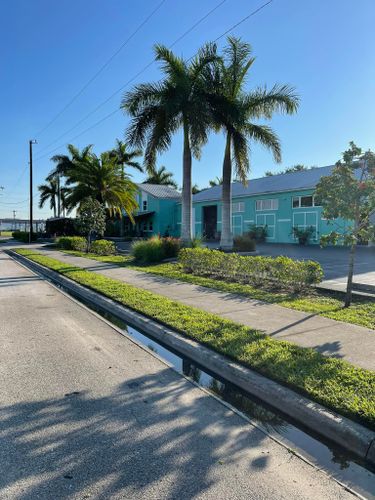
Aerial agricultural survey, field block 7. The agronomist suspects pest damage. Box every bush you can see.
[56,236,86,251]
[179,248,323,292]
[248,225,267,242]
[292,226,315,245]
[131,236,181,263]
[12,231,37,242]
[90,239,116,256]
[233,235,256,252]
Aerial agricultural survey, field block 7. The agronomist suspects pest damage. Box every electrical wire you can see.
[34,0,168,138]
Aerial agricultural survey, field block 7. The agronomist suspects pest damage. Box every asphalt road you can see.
[0,252,356,499]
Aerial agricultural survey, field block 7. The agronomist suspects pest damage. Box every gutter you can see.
[8,249,375,467]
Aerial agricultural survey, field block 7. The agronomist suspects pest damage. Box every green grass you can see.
[59,249,375,330]
[0,231,13,237]
[15,248,375,429]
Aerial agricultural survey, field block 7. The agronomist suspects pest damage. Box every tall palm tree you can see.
[143,165,178,189]
[107,139,143,173]
[47,144,94,180]
[38,179,58,217]
[209,176,223,187]
[212,37,299,250]
[64,152,138,220]
[122,42,219,244]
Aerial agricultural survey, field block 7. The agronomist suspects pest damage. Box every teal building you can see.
[177,165,353,244]
[125,166,364,244]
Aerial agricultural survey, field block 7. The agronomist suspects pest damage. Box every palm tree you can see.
[47,144,94,180]
[64,152,138,220]
[212,37,299,250]
[122,42,219,244]
[38,179,58,217]
[143,165,178,189]
[209,176,223,187]
[107,139,143,173]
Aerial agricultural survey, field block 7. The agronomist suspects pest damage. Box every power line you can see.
[34,0,228,160]
[35,0,273,162]
[34,0,168,139]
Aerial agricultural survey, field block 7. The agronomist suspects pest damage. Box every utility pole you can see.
[13,210,16,231]
[57,173,61,217]
[29,140,37,243]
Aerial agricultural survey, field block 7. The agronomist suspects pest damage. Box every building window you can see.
[149,221,153,231]
[292,195,320,208]
[232,202,245,213]
[255,199,279,211]
[142,200,148,211]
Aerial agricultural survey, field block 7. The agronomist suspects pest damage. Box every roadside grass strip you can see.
[16,248,375,430]
[61,250,375,330]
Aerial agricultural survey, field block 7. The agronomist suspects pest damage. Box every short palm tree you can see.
[122,42,219,244]
[143,165,178,189]
[212,37,299,249]
[47,144,94,180]
[38,179,58,217]
[107,139,143,173]
[64,152,138,220]
[209,176,223,187]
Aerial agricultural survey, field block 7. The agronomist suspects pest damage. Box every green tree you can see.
[265,164,313,176]
[38,179,58,217]
[76,198,106,252]
[315,142,375,307]
[143,165,178,189]
[107,139,143,173]
[208,176,223,187]
[210,37,299,250]
[122,42,219,244]
[64,152,138,219]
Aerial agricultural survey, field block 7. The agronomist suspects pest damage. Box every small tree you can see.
[315,142,375,307]
[76,198,106,253]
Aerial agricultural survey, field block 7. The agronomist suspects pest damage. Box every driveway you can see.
[0,251,360,499]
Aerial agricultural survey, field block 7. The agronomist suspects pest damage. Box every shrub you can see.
[90,239,116,256]
[292,226,315,245]
[12,231,37,242]
[179,248,323,292]
[248,225,267,242]
[131,236,181,263]
[56,236,86,252]
[233,235,256,252]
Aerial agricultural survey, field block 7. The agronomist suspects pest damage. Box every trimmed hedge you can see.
[14,248,375,429]
[56,236,115,255]
[179,248,323,292]
[131,237,181,263]
[12,231,37,242]
[233,235,256,252]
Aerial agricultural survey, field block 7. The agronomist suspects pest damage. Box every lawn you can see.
[58,249,375,330]
[0,231,13,237]
[15,248,375,429]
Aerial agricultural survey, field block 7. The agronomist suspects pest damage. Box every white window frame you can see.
[292,211,318,241]
[255,199,279,211]
[232,214,243,235]
[142,200,148,211]
[256,213,276,239]
[292,195,320,208]
[232,202,245,213]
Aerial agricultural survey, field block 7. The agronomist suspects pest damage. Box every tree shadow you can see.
[0,370,269,499]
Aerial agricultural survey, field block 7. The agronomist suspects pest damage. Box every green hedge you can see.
[14,248,375,429]
[131,237,180,263]
[179,248,323,292]
[12,231,37,242]
[56,236,115,255]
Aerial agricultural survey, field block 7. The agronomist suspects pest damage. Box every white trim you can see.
[195,221,202,224]
[292,211,318,241]
[256,198,279,211]
[256,213,276,240]
[278,218,291,222]
[177,222,181,225]
[232,214,243,235]
[244,219,254,223]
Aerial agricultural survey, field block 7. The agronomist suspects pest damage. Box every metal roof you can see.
[192,165,337,202]
[137,183,181,199]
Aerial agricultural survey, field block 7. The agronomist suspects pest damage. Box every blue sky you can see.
[1,0,374,219]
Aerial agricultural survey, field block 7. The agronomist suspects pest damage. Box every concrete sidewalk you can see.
[1,252,359,499]
[38,248,374,371]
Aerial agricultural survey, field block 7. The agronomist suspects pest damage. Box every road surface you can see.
[0,251,357,499]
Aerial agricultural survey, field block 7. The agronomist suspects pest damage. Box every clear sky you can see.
[1,0,374,220]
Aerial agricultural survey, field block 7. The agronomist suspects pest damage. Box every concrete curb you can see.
[9,249,375,467]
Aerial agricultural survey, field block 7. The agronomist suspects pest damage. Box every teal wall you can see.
[175,188,351,244]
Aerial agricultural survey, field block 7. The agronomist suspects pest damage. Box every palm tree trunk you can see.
[181,122,192,244]
[220,132,233,250]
